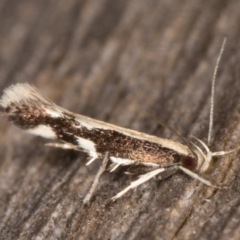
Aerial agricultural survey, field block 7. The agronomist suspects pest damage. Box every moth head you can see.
[190,137,220,173]
[181,155,197,171]
[180,137,212,173]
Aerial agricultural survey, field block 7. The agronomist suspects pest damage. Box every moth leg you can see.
[111,167,166,202]
[83,152,109,205]
[86,156,99,165]
[45,142,80,151]
[125,165,160,176]
[178,166,217,187]
[155,165,179,180]
[109,163,120,172]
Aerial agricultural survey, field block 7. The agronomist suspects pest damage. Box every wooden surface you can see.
[1,0,240,239]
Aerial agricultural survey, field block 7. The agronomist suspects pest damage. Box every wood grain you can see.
[1,0,240,239]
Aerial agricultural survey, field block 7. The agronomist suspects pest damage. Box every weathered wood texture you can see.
[1,0,240,239]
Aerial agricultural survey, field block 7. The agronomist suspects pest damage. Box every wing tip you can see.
[0,83,37,108]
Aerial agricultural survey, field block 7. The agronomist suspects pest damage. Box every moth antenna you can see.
[148,111,197,159]
[208,37,227,145]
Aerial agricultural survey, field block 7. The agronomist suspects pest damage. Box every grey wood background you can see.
[0,0,240,239]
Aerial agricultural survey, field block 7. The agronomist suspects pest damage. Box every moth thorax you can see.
[181,155,197,170]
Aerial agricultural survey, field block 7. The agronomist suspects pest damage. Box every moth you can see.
[0,38,236,202]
